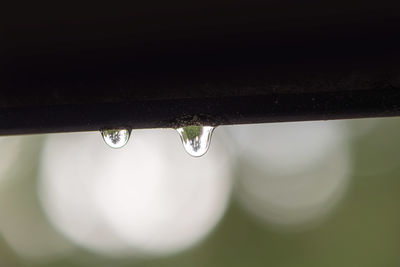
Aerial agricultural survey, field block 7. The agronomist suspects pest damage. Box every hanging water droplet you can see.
[101,129,131,149]
[176,126,215,157]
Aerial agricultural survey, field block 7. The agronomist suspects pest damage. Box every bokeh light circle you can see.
[38,129,232,256]
[228,121,352,228]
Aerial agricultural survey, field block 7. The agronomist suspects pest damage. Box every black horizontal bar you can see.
[0,88,399,135]
[2,0,400,135]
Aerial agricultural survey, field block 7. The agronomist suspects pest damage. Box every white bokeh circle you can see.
[229,121,348,176]
[38,129,232,256]
[228,121,352,228]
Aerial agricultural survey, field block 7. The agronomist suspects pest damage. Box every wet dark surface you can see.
[2,0,400,134]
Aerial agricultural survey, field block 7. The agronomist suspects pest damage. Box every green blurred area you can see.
[1,118,400,267]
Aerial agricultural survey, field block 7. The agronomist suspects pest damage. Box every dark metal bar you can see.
[1,88,399,135]
[2,0,400,135]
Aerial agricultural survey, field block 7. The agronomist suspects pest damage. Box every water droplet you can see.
[176,126,215,157]
[101,129,131,148]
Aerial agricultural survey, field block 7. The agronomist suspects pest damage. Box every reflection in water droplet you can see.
[177,126,215,157]
[101,129,131,148]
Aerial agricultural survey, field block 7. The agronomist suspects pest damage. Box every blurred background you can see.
[1,117,400,267]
